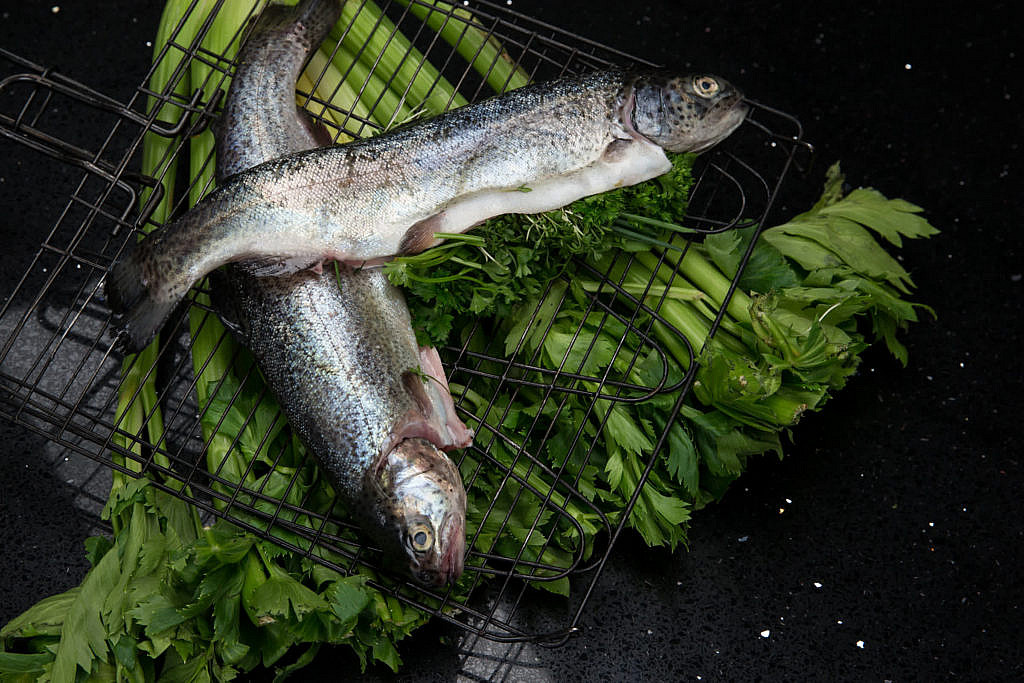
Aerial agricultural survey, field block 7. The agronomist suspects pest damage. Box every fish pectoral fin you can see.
[399,213,446,255]
[401,369,435,418]
[236,253,323,277]
[298,110,335,148]
[413,350,475,450]
[397,364,473,451]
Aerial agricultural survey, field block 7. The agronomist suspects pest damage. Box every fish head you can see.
[629,72,748,153]
[364,437,467,586]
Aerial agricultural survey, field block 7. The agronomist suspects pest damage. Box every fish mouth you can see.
[438,511,466,583]
[689,97,749,153]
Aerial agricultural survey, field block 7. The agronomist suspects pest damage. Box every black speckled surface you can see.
[2,1,1021,680]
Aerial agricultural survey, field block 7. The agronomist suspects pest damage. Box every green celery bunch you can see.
[405,161,938,547]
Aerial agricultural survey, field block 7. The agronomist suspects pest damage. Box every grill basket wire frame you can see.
[0,0,807,645]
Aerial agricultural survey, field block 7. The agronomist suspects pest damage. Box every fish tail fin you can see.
[105,252,173,353]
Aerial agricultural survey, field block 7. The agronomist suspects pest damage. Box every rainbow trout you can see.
[210,0,470,585]
[107,65,747,351]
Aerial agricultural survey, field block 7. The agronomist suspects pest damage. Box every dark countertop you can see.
[1,1,1020,680]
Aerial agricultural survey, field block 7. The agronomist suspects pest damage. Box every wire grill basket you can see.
[0,0,806,644]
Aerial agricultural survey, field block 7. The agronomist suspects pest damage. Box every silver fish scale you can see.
[218,267,422,502]
[215,0,340,178]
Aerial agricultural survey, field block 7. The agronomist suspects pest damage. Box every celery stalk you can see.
[333,0,467,114]
[110,0,207,513]
[304,47,376,137]
[654,245,754,325]
[296,72,354,142]
[395,0,530,93]
[326,41,414,128]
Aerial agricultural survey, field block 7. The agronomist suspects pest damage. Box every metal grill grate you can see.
[0,0,807,644]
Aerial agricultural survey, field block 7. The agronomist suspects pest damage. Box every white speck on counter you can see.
[813,581,823,588]
[760,629,770,638]
[51,6,60,13]
[856,640,865,649]
[785,498,792,504]
[738,535,749,542]
[904,63,912,69]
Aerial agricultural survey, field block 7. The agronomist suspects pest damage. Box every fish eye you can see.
[408,523,434,552]
[693,76,720,98]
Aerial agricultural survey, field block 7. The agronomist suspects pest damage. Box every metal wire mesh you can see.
[0,0,807,643]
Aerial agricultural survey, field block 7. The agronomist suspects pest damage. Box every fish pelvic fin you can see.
[235,253,323,277]
[105,252,174,353]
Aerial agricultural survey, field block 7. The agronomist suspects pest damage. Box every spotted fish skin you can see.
[214,0,342,179]
[209,0,469,585]
[107,66,746,352]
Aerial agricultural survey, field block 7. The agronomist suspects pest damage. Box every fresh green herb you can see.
[385,152,696,346]
[389,160,937,550]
